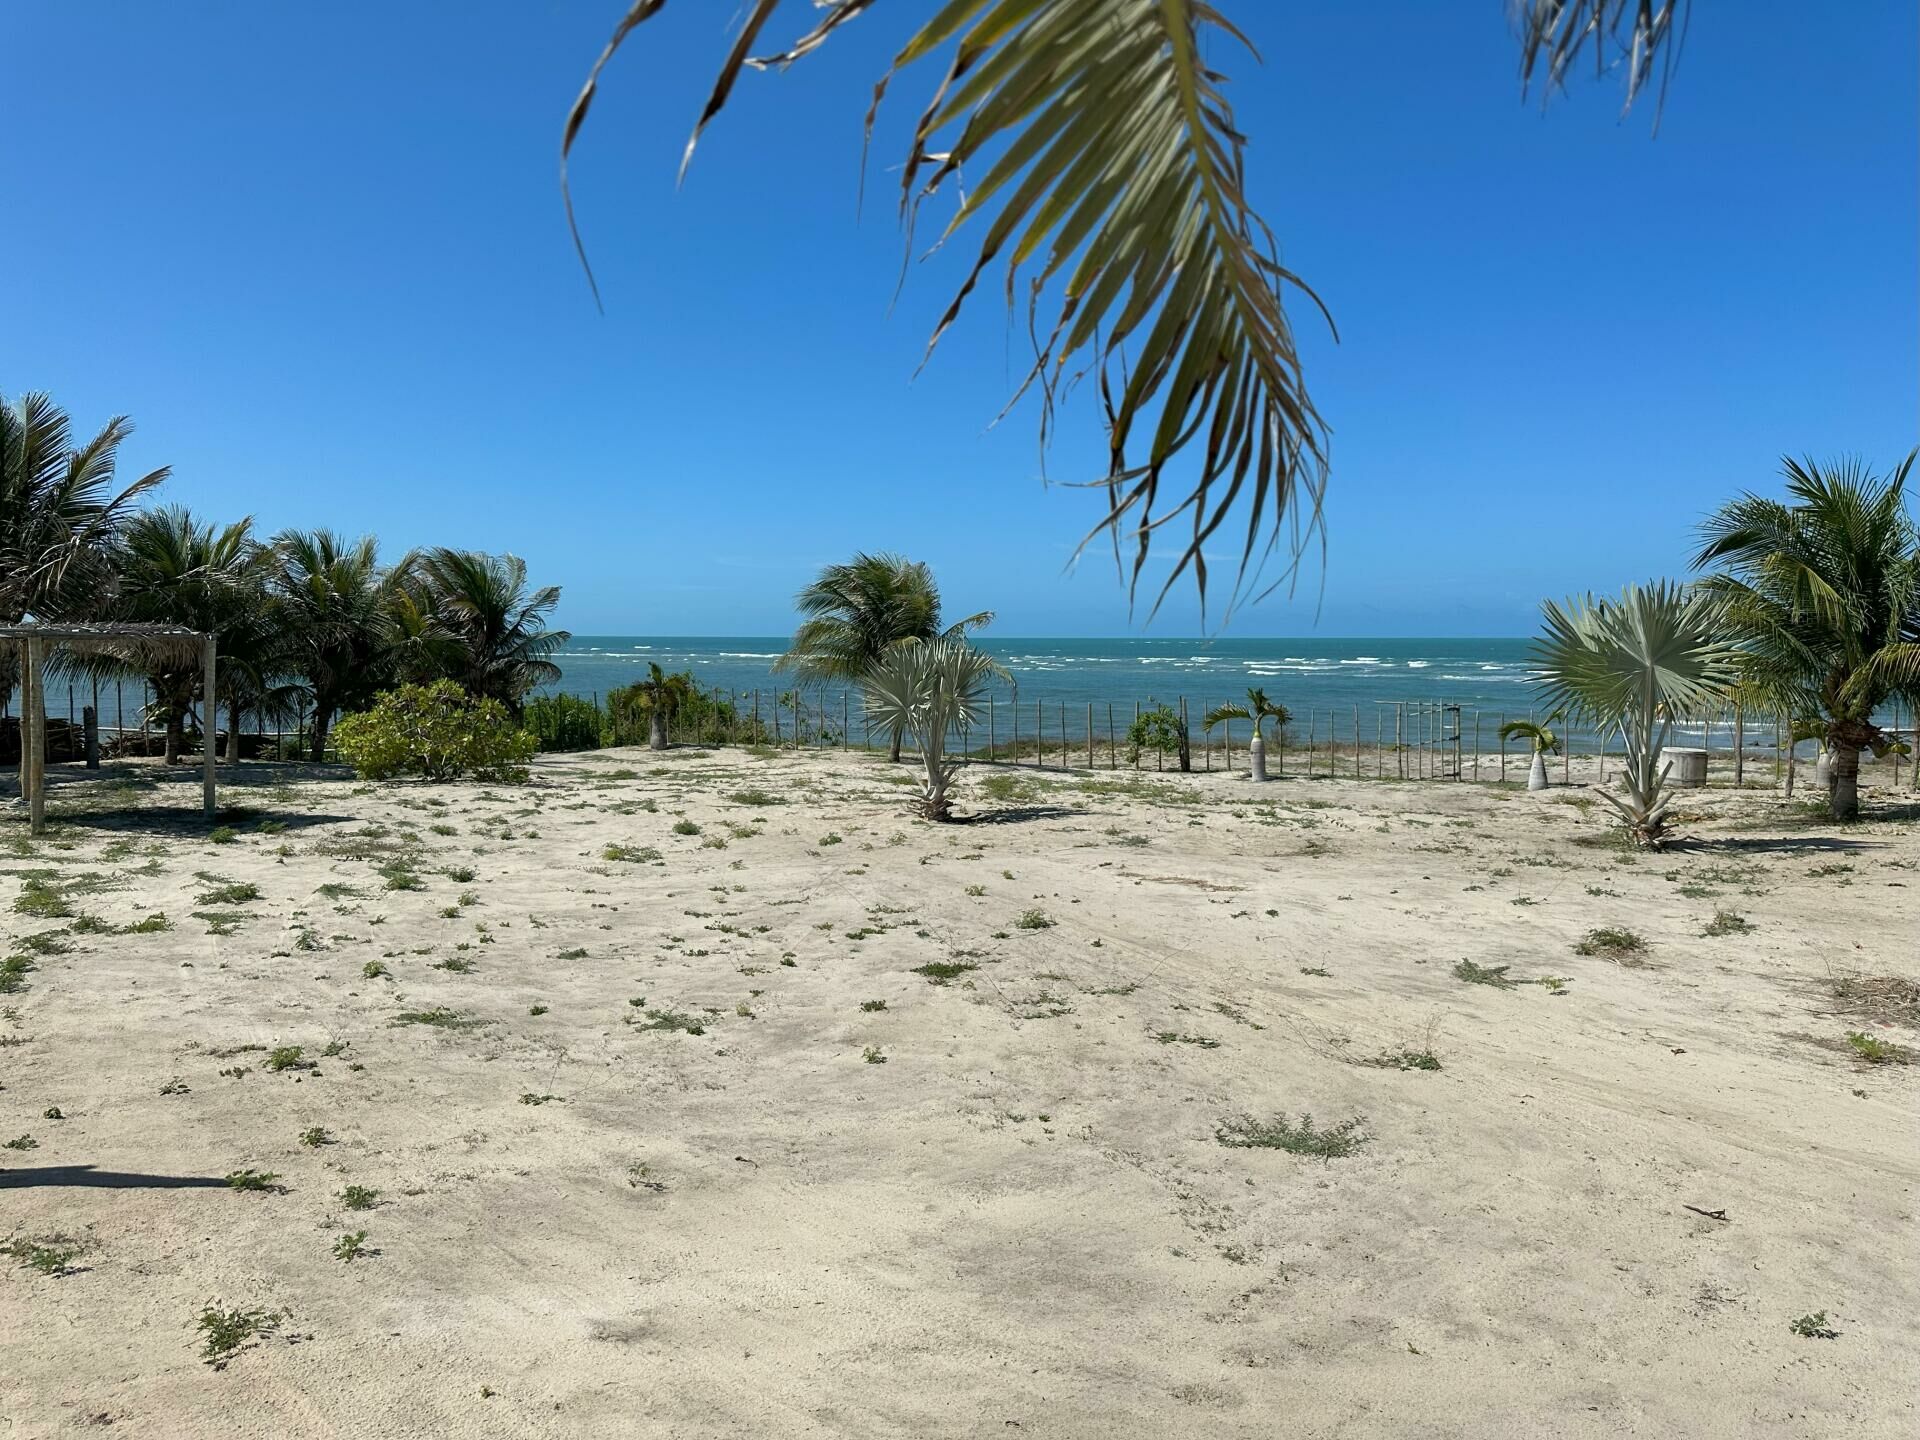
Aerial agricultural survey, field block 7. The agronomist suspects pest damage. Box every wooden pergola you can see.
[3,622,217,835]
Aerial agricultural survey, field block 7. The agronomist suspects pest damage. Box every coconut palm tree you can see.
[1204,687,1291,781]
[112,507,264,763]
[0,391,169,712]
[1498,715,1563,792]
[1531,581,1739,848]
[559,2,1687,613]
[271,529,395,761]
[401,548,569,711]
[777,552,991,762]
[1693,454,1920,822]
[860,639,1006,821]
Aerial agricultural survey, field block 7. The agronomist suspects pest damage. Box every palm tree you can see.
[1204,687,1291,781]
[1693,454,1920,821]
[401,548,569,711]
[271,529,394,761]
[559,3,1686,613]
[777,552,991,762]
[1,391,169,712]
[1498,715,1563,792]
[860,639,1006,821]
[614,662,693,750]
[1532,581,1739,848]
[113,507,263,763]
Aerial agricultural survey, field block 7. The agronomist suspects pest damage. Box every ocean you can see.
[544,636,1543,717]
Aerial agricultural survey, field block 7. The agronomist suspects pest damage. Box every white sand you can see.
[2,748,1914,1437]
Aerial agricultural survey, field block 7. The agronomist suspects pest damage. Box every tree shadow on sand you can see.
[957,805,1084,825]
[0,1165,231,1191]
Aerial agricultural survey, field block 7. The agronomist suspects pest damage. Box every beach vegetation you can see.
[861,639,1006,820]
[333,681,536,782]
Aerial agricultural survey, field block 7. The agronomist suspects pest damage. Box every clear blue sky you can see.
[5,2,1914,636]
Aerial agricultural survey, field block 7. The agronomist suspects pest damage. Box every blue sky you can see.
[5,2,1914,636]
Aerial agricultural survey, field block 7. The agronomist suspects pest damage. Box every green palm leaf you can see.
[561,0,1332,618]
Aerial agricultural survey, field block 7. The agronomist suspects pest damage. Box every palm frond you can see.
[1513,0,1691,121]
[561,0,1332,618]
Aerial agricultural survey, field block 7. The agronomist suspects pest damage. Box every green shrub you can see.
[523,693,604,752]
[1125,705,1187,765]
[333,682,536,783]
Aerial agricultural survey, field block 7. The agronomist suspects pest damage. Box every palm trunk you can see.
[227,701,244,763]
[1528,752,1549,790]
[649,711,668,751]
[1829,741,1861,821]
[165,713,183,765]
[310,708,332,764]
[889,723,904,763]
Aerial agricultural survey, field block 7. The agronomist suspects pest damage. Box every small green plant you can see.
[1573,928,1645,957]
[860,999,888,1012]
[1299,966,1331,977]
[1788,1311,1837,1339]
[445,866,476,884]
[1844,1031,1910,1065]
[3,1134,37,1151]
[362,960,390,979]
[520,1092,559,1105]
[1703,909,1753,937]
[1015,908,1054,930]
[264,1046,306,1072]
[299,1127,334,1148]
[197,880,261,905]
[728,789,784,806]
[223,1169,283,1192]
[1452,959,1518,989]
[604,843,662,863]
[2,1236,83,1275]
[209,826,238,845]
[339,1185,380,1211]
[1364,1049,1442,1071]
[636,1008,705,1035]
[197,1306,284,1364]
[529,1003,549,1016]
[332,1230,371,1263]
[862,1045,887,1064]
[1215,1113,1369,1159]
[390,1008,474,1029]
[13,878,72,919]
[333,681,536,782]
[672,820,701,836]
[1153,1031,1220,1049]
[912,960,977,985]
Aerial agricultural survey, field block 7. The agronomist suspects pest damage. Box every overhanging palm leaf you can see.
[1514,1,1691,120]
[562,0,1333,618]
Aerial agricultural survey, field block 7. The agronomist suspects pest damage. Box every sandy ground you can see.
[1,747,1915,1439]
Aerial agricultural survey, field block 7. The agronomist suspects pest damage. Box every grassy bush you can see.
[523,693,604,752]
[333,681,536,782]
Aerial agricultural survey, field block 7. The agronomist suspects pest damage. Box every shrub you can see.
[333,682,536,783]
[523,693,604,752]
[1125,705,1187,765]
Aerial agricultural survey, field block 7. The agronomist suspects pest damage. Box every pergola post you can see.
[203,631,217,820]
[27,637,46,835]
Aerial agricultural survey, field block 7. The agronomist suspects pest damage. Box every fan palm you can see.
[1498,714,1563,792]
[271,530,395,761]
[1532,581,1738,848]
[776,552,991,762]
[1,391,169,712]
[1203,687,1290,781]
[860,638,1006,821]
[560,3,1692,613]
[400,548,569,712]
[1693,453,1920,821]
[112,507,264,763]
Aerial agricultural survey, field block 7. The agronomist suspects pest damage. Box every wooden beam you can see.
[203,632,217,820]
[27,638,46,834]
